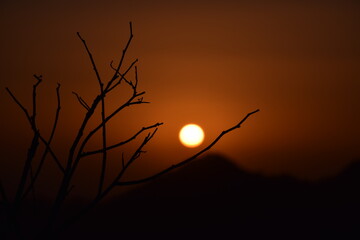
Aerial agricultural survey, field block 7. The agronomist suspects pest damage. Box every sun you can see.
[179,124,205,148]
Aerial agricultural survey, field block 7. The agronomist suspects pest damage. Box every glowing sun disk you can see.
[179,124,204,148]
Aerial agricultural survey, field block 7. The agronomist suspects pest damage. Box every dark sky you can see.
[1,0,359,195]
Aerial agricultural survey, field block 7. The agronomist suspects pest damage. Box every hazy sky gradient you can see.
[1,0,359,194]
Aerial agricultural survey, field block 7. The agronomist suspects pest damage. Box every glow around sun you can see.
[179,124,205,148]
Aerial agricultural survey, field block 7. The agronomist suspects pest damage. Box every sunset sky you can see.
[1,0,359,196]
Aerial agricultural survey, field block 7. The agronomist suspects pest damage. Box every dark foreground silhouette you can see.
[62,154,360,239]
[2,154,360,239]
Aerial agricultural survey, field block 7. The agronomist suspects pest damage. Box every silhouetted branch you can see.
[81,122,163,157]
[98,92,107,197]
[115,128,159,181]
[38,137,64,172]
[58,126,160,237]
[123,65,139,94]
[32,75,42,125]
[105,21,134,91]
[47,34,109,230]
[72,92,90,111]
[74,90,150,166]
[104,128,158,194]
[47,25,139,230]
[76,32,102,87]
[5,87,32,123]
[121,153,125,169]
[49,23,138,221]
[14,131,39,208]
[5,86,64,173]
[116,109,260,186]
[13,77,43,208]
[62,128,159,231]
[4,22,260,240]
[107,58,138,93]
[23,83,62,200]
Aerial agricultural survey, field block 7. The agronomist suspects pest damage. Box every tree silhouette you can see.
[1,22,259,239]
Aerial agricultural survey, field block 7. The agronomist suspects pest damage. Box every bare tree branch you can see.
[14,128,39,209]
[105,21,134,91]
[72,92,90,111]
[116,109,260,186]
[31,75,42,125]
[121,153,125,169]
[23,83,62,200]
[5,86,64,173]
[114,128,159,183]
[81,122,163,157]
[107,58,138,93]
[98,92,107,197]
[5,87,32,123]
[62,128,159,232]
[4,22,260,240]
[12,77,43,208]
[74,90,150,164]
[49,24,139,223]
[76,33,102,87]
[77,31,109,196]
[47,25,138,229]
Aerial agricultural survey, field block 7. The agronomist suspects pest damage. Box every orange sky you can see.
[1,0,360,196]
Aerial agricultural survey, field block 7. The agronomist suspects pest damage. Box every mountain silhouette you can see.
[63,154,360,239]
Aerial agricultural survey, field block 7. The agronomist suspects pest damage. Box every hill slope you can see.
[62,154,360,239]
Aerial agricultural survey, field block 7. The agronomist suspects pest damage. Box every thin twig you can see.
[114,128,159,184]
[67,79,149,201]
[5,87,64,173]
[122,65,139,93]
[23,83,63,200]
[107,58,138,93]
[98,100,108,196]
[134,66,138,89]
[38,135,64,172]
[5,87,31,123]
[72,92,90,111]
[81,122,163,157]
[121,153,125,169]
[32,75,42,125]
[14,77,43,208]
[14,131,39,208]
[68,73,145,177]
[105,22,134,91]
[117,109,260,185]
[77,31,109,196]
[60,128,159,233]
[47,25,136,229]
[74,91,149,166]
[76,32,102,86]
